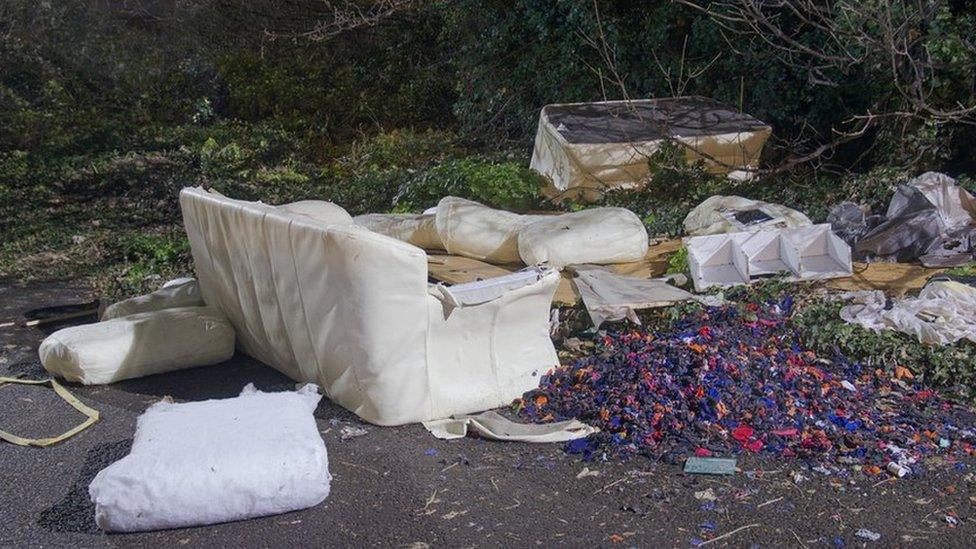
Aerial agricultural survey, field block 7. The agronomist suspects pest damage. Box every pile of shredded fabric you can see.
[516,297,976,472]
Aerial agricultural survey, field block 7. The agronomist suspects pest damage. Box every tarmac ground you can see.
[1,281,973,547]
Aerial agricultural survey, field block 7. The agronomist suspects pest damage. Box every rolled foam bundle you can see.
[354,213,445,250]
[40,306,235,385]
[517,207,648,267]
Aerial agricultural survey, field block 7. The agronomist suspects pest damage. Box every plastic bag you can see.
[40,307,235,385]
[89,384,331,532]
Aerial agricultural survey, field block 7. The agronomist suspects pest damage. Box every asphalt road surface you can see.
[1,281,974,547]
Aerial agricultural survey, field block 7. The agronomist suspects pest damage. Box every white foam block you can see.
[89,384,331,532]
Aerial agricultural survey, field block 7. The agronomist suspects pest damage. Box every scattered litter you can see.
[684,457,737,476]
[693,488,718,502]
[423,410,597,442]
[852,172,976,266]
[517,294,976,468]
[425,448,439,457]
[828,202,879,247]
[695,523,760,546]
[886,462,911,478]
[855,529,881,541]
[840,280,976,346]
[339,425,369,440]
[89,384,331,532]
[576,467,600,479]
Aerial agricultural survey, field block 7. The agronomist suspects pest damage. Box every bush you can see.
[394,158,548,212]
[794,300,976,402]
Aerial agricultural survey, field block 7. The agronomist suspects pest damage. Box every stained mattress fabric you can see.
[530,97,772,202]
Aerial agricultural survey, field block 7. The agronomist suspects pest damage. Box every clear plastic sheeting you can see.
[840,280,976,346]
[101,278,203,320]
[530,97,771,202]
[517,207,648,268]
[40,306,235,385]
[89,384,331,532]
[180,188,561,425]
[354,212,445,250]
[683,195,812,236]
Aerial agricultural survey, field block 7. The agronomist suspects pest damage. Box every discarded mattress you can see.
[40,307,235,385]
[423,410,598,442]
[89,384,330,532]
[517,207,648,267]
[686,224,852,291]
[180,187,561,425]
[853,172,976,266]
[684,195,812,236]
[101,277,203,320]
[530,97,771,202]
[840,280,976,346]
[278,199,354,225]
[354,212,445,251]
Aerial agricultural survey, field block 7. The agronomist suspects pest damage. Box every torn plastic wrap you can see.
[570,265,696,328]
[827,202,881,247]
[853,172,976,266]
[840,280,976,346]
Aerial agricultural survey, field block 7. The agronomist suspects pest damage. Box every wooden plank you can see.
[426,254,580,305]
[426,237,684,306]
[825,262,943,296]
[428,239,943,305]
